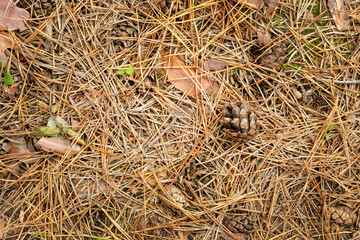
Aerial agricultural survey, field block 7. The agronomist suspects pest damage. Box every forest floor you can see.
[1,0,360,239]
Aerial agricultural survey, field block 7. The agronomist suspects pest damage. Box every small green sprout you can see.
[116,65,134,75]
[0,61,14,86]
[356,93,360,97]
[325,122,335,140]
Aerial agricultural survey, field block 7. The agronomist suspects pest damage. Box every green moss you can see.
[282,63,302,70]
[312,1,321,16]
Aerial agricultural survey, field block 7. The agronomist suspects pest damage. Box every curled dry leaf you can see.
[163,55,214,97]
[0,32,11,63]
[204,59,229,71]
[327,0,349,30]
[0,0,29,31]
[35,137,80,159]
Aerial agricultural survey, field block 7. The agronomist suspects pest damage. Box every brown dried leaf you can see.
[204,59,229,71]
[43,20,53,36]
[74,178,110,198]
[0,0,29,31]
[240,0,264,9]
[8,137,29,155]
[0,218,5,239]
[264,0,277,17]
[327,0,349,30]
[163,55,213,97]
[222,233,247,240]
[35,137,80,159]
[257,29,271,47]
[7,137,39,164]
[0,32,11,63]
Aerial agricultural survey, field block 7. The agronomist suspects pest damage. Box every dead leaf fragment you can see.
[0,218,5,239]
[239,0,264,9]
[164,55,213,97]
[35,137,80,159]
[0,1,30,31]
[44,20,53,36]
[0,32,11,62]
[222,233,247,240]
[257,29,271,47]
[204,59,229,71]
[264,0,277,17]
[7,137,39,164]
[328,0,349,30]
[73,178,110,198]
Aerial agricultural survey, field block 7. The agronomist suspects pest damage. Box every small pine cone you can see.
[167,185,187,208]
[329,205,357,226]
[221,102,257,142]
[223,215,255,233]
[33,0,57,17]
[112,23,138,48]
[159,0,184,13]
[260,42,287,71]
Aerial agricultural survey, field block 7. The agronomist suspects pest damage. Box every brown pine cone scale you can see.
[260,42,287,71]
[329,205,357,226]
[224,215,255,233]
[222,102,257,142]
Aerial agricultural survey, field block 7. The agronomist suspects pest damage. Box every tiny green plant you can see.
[116,65,134,75]
[356,92,360,97]
[0,61,14,85]
[325,122,335,140]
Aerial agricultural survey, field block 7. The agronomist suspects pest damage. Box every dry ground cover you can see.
[1,0,360,239]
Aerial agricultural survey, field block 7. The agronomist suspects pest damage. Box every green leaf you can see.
[50,104,58,114]
[36,127,61,137]
[356,92,360,97]
[116,69,125,75]
[3,73,14,85]
[96,203,101,207]
[325,133,329,140]
[327,123,335,132]
[125,65,134,75]
[66,128,85,145]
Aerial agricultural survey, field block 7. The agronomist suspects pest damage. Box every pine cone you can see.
[329,205,357,226]
[221,102,257,142]
[223,215,255,233]
[112,23,138,48]
[167,185,187,208]
[33,0,57,17]
[159,0,184,13]
[260,42,287,71]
